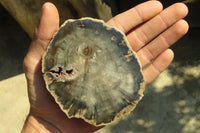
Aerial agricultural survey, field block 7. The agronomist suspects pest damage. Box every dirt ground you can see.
[0,2,199,133]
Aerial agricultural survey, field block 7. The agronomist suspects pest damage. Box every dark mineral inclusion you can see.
[42,18,145,126]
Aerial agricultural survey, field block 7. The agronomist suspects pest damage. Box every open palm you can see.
[22,1,188,133]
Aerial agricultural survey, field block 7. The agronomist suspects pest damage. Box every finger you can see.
[137,19,188,68]
[128,3,188,51]
[28,2,59,61]
[143,49,174,85]
[107,1,163,33]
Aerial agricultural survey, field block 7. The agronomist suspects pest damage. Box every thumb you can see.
[28,2,59,61]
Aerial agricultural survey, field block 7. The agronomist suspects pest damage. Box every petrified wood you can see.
[42,18,145,126]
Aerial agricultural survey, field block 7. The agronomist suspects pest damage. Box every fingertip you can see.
[170,19,189,41]
[165,49,174,62]
[178,19,189,35]
[148,0,163,11]
[154,49,174,73]
[42,2,59,17]
[42,2,55,9]
[41,2,59,28]
[136,0,163,16]
[143,48,174,85]
[172,3,189,18]
[160,49,174,64]
[36,2,59,41]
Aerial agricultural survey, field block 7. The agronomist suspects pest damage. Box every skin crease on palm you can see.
[21,1,189,133]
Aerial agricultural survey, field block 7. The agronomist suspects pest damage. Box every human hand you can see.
[22,1,188,133]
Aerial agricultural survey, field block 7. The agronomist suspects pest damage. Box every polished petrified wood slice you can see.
[42,18,145,126]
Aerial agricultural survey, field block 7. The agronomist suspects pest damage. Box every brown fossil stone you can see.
[42,18,145,126]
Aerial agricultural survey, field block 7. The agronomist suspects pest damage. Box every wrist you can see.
[21,114,61,133]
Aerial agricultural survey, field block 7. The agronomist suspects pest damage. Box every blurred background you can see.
[0,0,199,132]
